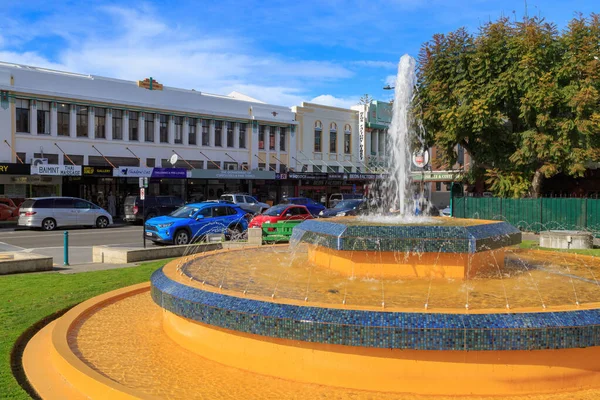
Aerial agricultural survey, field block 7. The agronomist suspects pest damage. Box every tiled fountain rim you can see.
[153,263,600,351]
[291,219,522,253]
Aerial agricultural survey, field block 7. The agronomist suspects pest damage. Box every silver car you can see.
[220,194,270,215]
[18,197,113,231]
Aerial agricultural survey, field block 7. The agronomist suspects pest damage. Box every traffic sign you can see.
[140,188,145,200]
[139,177,148,188]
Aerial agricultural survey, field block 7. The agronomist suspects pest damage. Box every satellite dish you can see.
[169,154,178,166]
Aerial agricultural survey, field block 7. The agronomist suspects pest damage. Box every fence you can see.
[452,197,600,235]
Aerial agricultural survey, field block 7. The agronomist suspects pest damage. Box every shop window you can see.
[279,127,286,151]
[269,127,275,150]
[37,101,50,135]
[15,99,30,133]
[76,106,88,137]
[16,152,26,163]
[160,114,168,143]
[314,121,322,152]
[226,122,234,147]
[214,121,222,147]
[147,158,155,167]
[258,125,266,150]
[144,113,155,142]
[445,183,451,191]
[94,107,106,139]
[57,103,70,136]
[112,110,123,140]
[174,116,183,144]
[238,123,246,148]
[435,182,441,191]
[129,111,139,141]
[201,120,210,146]
[188,118,197,145]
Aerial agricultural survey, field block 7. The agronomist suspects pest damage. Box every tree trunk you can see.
[530,169,544,198]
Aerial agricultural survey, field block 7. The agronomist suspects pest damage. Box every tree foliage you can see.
[414,13,600,197]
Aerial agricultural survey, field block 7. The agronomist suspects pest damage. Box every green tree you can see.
[415,14,600,197]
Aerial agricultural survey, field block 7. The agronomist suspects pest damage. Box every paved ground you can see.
[0,225,156,265]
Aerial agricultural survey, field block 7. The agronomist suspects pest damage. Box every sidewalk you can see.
[52,262,141,274]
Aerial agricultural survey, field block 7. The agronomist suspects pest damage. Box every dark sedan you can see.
[318,199,364,218]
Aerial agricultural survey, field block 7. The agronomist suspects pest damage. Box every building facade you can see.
[0,61,296,214]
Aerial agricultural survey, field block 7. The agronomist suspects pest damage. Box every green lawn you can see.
[519,240,600,256]
[0,260,170,399]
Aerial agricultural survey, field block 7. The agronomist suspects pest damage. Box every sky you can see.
[0,0,597,108]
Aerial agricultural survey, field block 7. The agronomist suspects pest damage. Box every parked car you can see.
[144,202,249,245]
[328,193,363,208]
[220,194,270,214]
[440,206,451,217]
[18,197,113,231]
[355,198,385,215]
[279,197,326,216]
[318,199,364,218]
[0,197,19,219]
[124,195,185,223]
[249,204,313,228]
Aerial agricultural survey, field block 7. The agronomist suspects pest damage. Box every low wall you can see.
[93,228,264,264]
[0,253,53,275]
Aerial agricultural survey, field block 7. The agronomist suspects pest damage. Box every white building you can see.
[0,61,296,207]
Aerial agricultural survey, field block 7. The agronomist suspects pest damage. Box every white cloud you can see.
[0,6,354,107]
[385,75,397,87]
[351,60,397,69]
[310,94,360,109]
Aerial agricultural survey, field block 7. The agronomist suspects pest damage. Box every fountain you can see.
[22,56,600,399]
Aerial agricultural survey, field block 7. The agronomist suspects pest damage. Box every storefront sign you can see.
[411,171,463,181]
[113,167,154,177]
[31,164,82,176]
[358,108,366,162]
[287,172,328,180]
[151,168,188,179]
[83,166,113,177]
[327,173,348,180]
[0,163,31,175]
[348,173,378,180]
[190,169,276,180]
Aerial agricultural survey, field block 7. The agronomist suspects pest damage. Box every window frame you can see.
[94,107,106,139]
[188,118,197,145]
[144,112,155,142]
[214,120,222,147]
[314,121,322,153]
[129,111,139,141]
[112,109,123,140]
[238,123,246,148]
[174,116,183,144]
[76,106,88,137]
[159,114,168,143]
[15,98,30,133]
[57,103,70,137]
[37,101,50,135]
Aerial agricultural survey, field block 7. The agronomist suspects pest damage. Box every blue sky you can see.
[0,0,597,107]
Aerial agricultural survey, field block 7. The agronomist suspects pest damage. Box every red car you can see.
[249,204,313,228]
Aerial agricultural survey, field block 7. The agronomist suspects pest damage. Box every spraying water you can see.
[386,54,417,215]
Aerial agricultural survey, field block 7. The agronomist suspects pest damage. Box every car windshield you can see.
[335,200,361,209]
[220,195,234,202]
[263,205,287,216]
[170,206,200,218]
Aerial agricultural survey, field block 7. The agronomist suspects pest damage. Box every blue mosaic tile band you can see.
[290,220,521,253]
[152,267,600,351]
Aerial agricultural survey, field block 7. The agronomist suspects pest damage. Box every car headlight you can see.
[319,211,324,215]
[263,220,270,224]
[157,223,174,228]
[336,212,346,216]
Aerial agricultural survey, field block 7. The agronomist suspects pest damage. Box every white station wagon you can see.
[18,197,113,231]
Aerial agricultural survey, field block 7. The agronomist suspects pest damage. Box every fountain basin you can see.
[294,217,521,279]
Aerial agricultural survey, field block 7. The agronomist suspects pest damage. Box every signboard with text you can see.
[83,166,113,176]
[0,163,31,175]
[31,164,82,176]
[190,169,276,180]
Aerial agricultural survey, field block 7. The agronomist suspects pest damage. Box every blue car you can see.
[280,197,326,216]
[318,199,364,218]
[144,202,249,245]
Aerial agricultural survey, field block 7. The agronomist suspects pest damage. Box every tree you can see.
[414,13,600,197]
[359,94,373,105]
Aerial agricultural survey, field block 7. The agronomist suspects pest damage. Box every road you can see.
[0,225,151,265]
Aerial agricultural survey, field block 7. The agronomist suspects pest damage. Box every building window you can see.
[280,164,287,173]
[214,121,222,147]
[16,99,30,133]
[344,166,352,173]
[57,103,70,136]
[76,106,88,137]
[201,120,210,146]
[36,101,50,135]
[259,126,266,150]
[159,114,168,143]
[224,161,238,170]
[144,113,154,142]
[435,182,442,191]
[269,127,276,150]
[174,116,183,144]
[313,164,322,172]
[238,123,246,148]
[279,127,286,151]
[327,165,338,173]
[129,111,139,141]
[113,110,123,140]
[94,107,106,139]
[207,160,220,170]
[225,121,234,147]
[314,121,322,152]
[329,122,337,153]
[344,124,351,154]
[189,118,197,145]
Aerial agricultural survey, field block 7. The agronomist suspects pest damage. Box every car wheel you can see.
[227,224,244,240]
[42,218,56,231]
[174,230,190,245]
[96,216,109,229]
